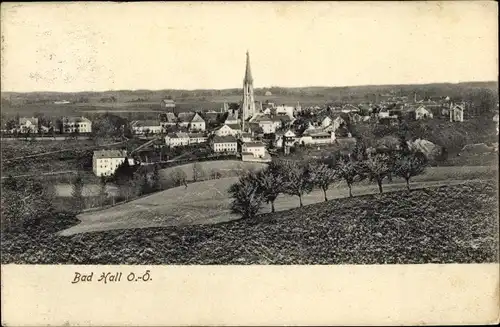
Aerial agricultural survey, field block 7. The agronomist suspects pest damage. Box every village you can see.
[2,52,498,181]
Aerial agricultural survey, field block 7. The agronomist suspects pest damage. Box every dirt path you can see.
[59,178,480,236]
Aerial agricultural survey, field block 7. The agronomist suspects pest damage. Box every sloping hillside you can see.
[1,180,497,264]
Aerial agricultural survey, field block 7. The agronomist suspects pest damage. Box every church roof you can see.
[244,51,253,83]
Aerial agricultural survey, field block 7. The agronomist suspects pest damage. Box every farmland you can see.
[58,163,497,236]
[1,180,497,264]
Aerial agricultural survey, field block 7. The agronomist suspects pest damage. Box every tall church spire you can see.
[244,51,253,83]
[241,51,256,127]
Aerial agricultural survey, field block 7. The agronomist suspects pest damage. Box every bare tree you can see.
[364,153,391,194]
[228,171,264,219]
[309,162,337,202]
[393,151,427,191]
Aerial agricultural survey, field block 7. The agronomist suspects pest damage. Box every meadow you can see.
[58,162,497,236]
[2,180,497,264]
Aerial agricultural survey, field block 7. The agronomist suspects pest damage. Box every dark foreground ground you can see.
[1,180,498,264]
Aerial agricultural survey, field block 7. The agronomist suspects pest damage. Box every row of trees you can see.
[229,148,427,219]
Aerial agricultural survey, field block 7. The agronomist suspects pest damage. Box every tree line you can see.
[229,145,427,219]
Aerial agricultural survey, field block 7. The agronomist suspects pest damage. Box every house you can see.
[93,149,131,177]
[411,106,434,120]
[161,99,176,110]
[298,129,336,146]
[214,124,241,137]
[165,132,190,148]
[211,135,238,153]
[188,132,208,144]
[189,113,206,132]
[160,112,178,128]
[323,116,346,133]
[177,112,195,128]
[275,129,297,148]
[275,105,295,118]
[321,116,332,128]
[240,132,253,143]
[18,117,38,133]
[62,116,93,134]
[449,103,464,122]
[224,111,240,125]
[242,141,267,158]
[130,120,162,135]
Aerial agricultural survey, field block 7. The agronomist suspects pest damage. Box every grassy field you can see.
[1,180,497,264]
[58,164,497,236]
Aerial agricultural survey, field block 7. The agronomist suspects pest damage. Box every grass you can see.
[1,180,497,264]
[55,164,497,236]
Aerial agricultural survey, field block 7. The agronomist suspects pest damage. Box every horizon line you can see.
[1,80,497,94]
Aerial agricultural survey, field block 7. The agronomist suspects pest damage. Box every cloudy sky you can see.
[1,1,497,92]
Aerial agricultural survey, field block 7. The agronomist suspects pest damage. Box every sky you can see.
[1,1,498,92]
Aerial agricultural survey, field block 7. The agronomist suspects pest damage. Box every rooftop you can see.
[213,135,237,143]
[243,141,266,148]
[93,149,127,158]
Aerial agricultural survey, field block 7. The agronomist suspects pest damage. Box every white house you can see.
[242,141,267,158]
[161,99,176,110]
[165,132,190,148]
[214,124,241,137]
[321,116,332,128]
[18,117,38,134]
[188,132,208,144]
[412,106,434,120]
[189,113,206,132]
[450,103,464,122]
[211,135,238,153]
[240,132,253,143]
[130,120,162,135]
[275,105,295,119]
[92,149,131,177]
[298,130,336,146]
[161,113,178,128]
[275,129,297,148]
[62,116,93,134]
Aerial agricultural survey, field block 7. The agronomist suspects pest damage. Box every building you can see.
[240,132,253,143]
[224,111,240,125]
[211,135,238,153]
[62,116,92,133]
[165,132,190,148]
[214,124,241,137]
[93,149,130,177]
[160,112,178,128]
[450,103,464,122]
[130,120,162,135]
[188,133,208,144]
[411,106,433,120]
[18,117,39,133]
[242,141,267,158]
[241,51,256,127]
[177,112,194,128]
[275,105,295,118]
[161,99,176,111]
[298,129,336,146]
[189,113,206,132]
[275,130,297,148]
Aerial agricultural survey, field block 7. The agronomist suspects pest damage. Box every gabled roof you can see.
[93,149,127,158]
[64,116,91,124]
[190,113,205,123]
[131,120,161,127]
[177,112,195,123]
[213,135,237,143]
[226,123,242,130]
[243,141,266,148]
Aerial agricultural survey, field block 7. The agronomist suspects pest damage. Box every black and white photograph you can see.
[1,1,499,325]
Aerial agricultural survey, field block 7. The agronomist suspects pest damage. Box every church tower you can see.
[241,51,256,126]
